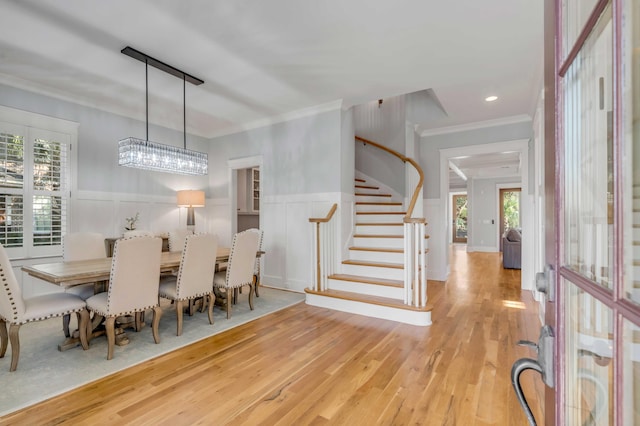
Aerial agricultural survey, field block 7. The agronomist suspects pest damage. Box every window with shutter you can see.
[0,117,72,259]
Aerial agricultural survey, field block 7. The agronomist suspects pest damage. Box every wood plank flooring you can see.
[2,245,544,425]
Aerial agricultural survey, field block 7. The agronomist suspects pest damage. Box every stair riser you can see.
[356,204,404,213]
[341,263,404,280]
[305,294,431,326]
[356,224,404,236]
[356,214,405,223]
[349,250,404,263]
[353,236,404,249]
[356,195,395,203]
[328,279,404,299]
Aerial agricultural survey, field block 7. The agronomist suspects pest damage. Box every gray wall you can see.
[353,95,406,195]
[468,176,521,250]
[340,108,355,194]
[207,110,342,198]
[420,121,533,198]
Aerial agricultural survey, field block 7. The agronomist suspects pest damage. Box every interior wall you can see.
[467,176,521,252]
[420,120,533,199]
[207,109,345,292]
[353,95,406,195]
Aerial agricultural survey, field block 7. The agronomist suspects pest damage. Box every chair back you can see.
[176,234,218,298]
[63,232,106,261]
[248,228,264,275]
[0,244,25,323]
[225,229,260,288]
[123,230,154,238]
[107,236,162,315]
[168,228,194,252]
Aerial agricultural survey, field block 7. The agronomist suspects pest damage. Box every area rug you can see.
[0,287,305,416]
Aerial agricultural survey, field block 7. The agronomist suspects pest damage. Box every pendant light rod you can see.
[145,60,149,141]
[183,75,186,150]
[121,46,204,86]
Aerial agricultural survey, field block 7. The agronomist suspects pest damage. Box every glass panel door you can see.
[452,193,467,244]
[556,0,640,424]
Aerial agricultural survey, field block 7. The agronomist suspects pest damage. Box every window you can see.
[0,109,74,259]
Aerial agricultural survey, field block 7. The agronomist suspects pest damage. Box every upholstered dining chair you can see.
[0,244,89,371]
[85,236,162,360]
[159,233,218,335]
[213,229,260,319]
[168,228,194,252]
[62,232,107,338]
[252,229,264,298]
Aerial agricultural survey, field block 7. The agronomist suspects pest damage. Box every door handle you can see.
[511,325,554,426]
[536,264,555,302]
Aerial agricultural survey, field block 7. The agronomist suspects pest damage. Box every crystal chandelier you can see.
[118,47,208,176]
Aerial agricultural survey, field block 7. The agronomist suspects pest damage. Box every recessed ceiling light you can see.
[485,95,498,102]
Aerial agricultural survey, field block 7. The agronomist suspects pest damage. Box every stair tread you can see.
[354,234,403,238]
[349,246,403,253]
[356,201,403,205]
[328,273,403,287]
[357,211,407,215]
[355,178,366,182]
[343,259,403,269]
[305,288,432,312]
[355,185,379,190]
[355,193,392,197]
[354,234,430,239]
[356,222,403,226]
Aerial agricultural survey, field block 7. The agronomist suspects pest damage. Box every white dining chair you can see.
[168,228,194,252]
[85,236,162,360]
[213,229,260,319]
[159,233,218,335]
[0,243,89,371]
[62,232,107,338]
[252,229,264,298]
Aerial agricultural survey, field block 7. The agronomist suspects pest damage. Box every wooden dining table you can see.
[21,248,231,288]
[21,247,234,350]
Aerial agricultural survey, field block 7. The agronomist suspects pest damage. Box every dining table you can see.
[21,247,235,350]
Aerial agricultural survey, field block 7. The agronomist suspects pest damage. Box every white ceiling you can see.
[0,0,544,139]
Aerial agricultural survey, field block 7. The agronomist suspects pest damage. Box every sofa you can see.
[502,228,522,269]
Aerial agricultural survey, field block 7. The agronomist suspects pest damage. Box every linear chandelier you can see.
[118,46,208,176]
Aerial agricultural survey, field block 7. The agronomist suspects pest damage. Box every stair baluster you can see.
[309,204,338,291]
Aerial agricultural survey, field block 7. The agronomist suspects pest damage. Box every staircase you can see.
[305,177,432,326]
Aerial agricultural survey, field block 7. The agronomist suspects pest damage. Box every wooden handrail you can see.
[355,136,424,222]
[309,203,338,223]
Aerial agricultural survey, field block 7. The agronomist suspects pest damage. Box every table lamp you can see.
[177,190,205,227]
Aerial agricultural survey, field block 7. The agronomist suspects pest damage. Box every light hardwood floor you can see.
[3,246,544,425]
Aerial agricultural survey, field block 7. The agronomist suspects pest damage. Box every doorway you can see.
[499,187,521,251]
[452,193,468,244]
[227,155,262,238]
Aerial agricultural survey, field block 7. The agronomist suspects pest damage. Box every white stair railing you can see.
[356,136,428,308]
[309,204,338,291]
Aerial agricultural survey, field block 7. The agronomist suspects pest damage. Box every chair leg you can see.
[62,314,71,338]
[248,283,255,311]
[233,288,238,305]
[151,306,162,344]
[134,312,144,332]
[0,319,7,358]
[254,274,260,298]
[188,299,196,316]
[77,309,90,350]
[207,293,215,325]
[226,289,232,319]
[176,300,184,336]
[105,317,116,360]
[8,323,20,372]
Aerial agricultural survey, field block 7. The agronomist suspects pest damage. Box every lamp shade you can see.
[177,190,205,207]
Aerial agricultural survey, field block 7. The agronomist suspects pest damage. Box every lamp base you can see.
[186,207,195,227]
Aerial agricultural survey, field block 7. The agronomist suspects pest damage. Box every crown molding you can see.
[420,114,532,138]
